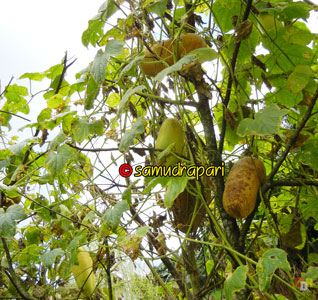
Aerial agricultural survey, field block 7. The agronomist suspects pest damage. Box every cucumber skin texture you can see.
[155,118,185,167]
[222,157,266,219]
[71,247,95,296]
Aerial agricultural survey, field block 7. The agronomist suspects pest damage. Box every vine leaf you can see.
[299,138,318,171]
[84,76,99,110]
[41,248,64,268]
[119,117,146,151]
[224,265,248,300]
[45,145,74,177]
[164,177,188,208]
[257,248,291,291]
[0,205,26,238]
[147,0,168,17]
[237,104,288,136]
[103,200,129,230]
[50,131,67,150]
[72,118,104,143]
[82,0,118,47]
[154,55,196,82]
[287,65,314,94]
[212,0,241,33]
[187,48,219,63]
[117,86,145,117]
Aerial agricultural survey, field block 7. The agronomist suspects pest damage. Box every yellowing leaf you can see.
[257,248,291,291]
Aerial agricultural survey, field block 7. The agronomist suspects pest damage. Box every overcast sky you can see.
[1,1,318,85]
[0,0,103,86]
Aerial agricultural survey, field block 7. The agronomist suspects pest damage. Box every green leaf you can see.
[287,65,314,94]
[84,76,99,110]
[147,0,168,17]
[283,25,314,46]
[103,200,129,229]
[212,0,240,32]
[6,204,26,220]
[72,118,104,143]
[280,2,310,21]
[122,187,132,205]
[257,248,291,291]
[0,205,26,238]
[19,72,45,81]
[206,259,214,275]
[119,56,143,80]
[47,94,64,109]
[266,87,302,108]
[38,108,52,123]
[25,227,42,245]
[105,39,124,57]
[50,131,67,150]
[72,118,91,143]
[119,118,146,151]
[44,64,64,79]
[187,48,219,63]
[299,138,318,171]
[117,86,145,117]
[154,55,196,82]
[303,266,318,281]
[99,0,118,22]
[82,18,104,47]
[9,138,36,156]
[41,248,64,268]
[106,93,120,108]
[90,120,104,135]
[164,177,188,208]
[135,226,149,237]
[92,49,110,84]
[237,104,288,136]
[0,210,16,237]
[45,145,74,177]
[5,84,28,100]
[224,265,248,300]
[0,149,12,160]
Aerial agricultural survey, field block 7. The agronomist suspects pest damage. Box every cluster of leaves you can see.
[1,0,318,299]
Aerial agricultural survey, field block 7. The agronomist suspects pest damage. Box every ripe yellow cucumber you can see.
[71,247,95,296]
[155,118,185,167]
[142,33,206,77]
[222,157,266,219]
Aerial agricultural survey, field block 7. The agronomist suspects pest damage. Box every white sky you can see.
[0,0,104,85]
[1,0,318,87]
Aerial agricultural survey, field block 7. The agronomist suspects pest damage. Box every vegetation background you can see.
[1,0,318,299]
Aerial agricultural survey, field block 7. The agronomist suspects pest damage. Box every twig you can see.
[265,87,318,189]
[66,142,153,153]
[105,238,113,300]
[0,76,14,98]
[1,238,37,300]
[141,250,176,300]
[20,193,97,232]
[0,110,31,122]
[219,0,253,154]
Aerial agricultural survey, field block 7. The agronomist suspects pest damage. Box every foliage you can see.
[1,0,318,299]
